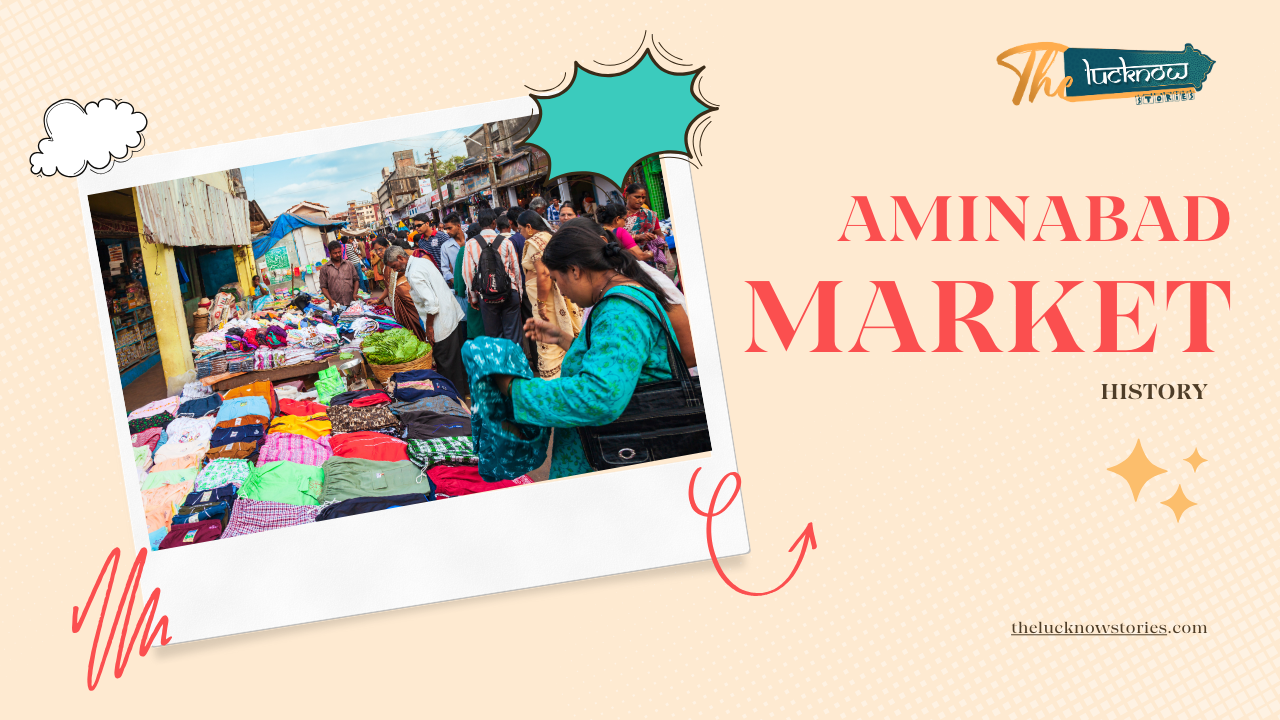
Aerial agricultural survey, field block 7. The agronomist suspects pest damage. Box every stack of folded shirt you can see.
[206,415,269,460]
[194,458,253,491]
[176,394,222,418]
[127,396,181,434]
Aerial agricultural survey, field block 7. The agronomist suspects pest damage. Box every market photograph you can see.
[92,115,710,551]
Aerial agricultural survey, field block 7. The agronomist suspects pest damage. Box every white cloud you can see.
[30,99,147,177]
[309,166,339,178]
[264,179,340,199]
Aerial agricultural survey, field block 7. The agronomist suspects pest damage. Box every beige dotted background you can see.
[3,0,1277,717]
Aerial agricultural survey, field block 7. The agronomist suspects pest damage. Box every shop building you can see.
[89,171,256,396]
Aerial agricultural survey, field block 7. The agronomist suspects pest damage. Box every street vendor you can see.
[318,241,358,307]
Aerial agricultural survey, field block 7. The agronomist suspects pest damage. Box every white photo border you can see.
[78,96,747,643]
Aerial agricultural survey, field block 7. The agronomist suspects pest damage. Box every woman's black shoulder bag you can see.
[578,292,711,470]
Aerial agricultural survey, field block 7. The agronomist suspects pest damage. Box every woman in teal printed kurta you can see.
[493,225,680,479]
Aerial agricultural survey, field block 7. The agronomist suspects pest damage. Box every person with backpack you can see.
[461,208,524,344]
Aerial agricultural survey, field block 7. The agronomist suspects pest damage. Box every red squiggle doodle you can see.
[71,547,171,691]
[688,467,816,596]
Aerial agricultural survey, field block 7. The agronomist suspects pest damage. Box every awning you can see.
[252,213,347,257]
[136,177,252,248]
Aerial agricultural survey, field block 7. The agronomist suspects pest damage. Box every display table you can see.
[208,361,332,392]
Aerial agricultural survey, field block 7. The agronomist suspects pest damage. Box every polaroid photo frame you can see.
[78,96,748,643]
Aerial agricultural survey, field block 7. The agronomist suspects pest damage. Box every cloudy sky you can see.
[242,124,480,218]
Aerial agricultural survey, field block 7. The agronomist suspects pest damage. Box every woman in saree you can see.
[491,225,683,479]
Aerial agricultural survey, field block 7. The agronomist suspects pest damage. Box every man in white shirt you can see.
[384,245,468,396]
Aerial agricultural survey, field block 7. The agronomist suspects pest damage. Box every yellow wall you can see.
[132,189,195,395]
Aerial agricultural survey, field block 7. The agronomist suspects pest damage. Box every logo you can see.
[997,43,1215,105]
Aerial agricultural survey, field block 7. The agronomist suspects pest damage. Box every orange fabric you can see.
[142,481,194,533]
[216,414,270,430]
[223,380,278,416]
[150,453,203,473]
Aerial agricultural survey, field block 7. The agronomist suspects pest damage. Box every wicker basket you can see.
[367,349,434,385]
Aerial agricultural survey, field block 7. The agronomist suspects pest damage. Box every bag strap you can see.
[583,290,693,386]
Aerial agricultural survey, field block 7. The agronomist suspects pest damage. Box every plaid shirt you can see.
[256,433,333,467]
[408,436,478,468]
[223,497,322,539]
[546,204,560,225]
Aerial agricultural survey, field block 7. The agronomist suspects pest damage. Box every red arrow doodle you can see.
[688,467,816,596]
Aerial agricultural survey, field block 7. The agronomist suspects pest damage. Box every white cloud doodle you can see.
[30,99,148,177]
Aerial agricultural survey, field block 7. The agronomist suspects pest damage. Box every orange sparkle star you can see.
[1161,485,1198,522]
[1184,448,1208,472]
[1107,439,1168,501]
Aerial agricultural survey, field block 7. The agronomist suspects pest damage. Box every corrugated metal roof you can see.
[136,177,250,248]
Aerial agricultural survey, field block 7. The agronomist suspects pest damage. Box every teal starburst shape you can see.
[524,49,715,187]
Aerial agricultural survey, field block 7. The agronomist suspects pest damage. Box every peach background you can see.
[2,1,1276,717]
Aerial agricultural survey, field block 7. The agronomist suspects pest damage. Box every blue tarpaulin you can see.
[252,213,347,258]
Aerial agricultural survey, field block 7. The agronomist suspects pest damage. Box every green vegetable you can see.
[361,328,431,365]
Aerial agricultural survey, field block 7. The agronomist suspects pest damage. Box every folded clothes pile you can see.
[128,355,530,553]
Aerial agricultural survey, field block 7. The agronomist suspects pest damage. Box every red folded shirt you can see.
[350,392,392,407]
[279,398,328,417]
[328,431,409,462]
[427,465,533,498]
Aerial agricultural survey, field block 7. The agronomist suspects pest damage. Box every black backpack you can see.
[472,233,512,304]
